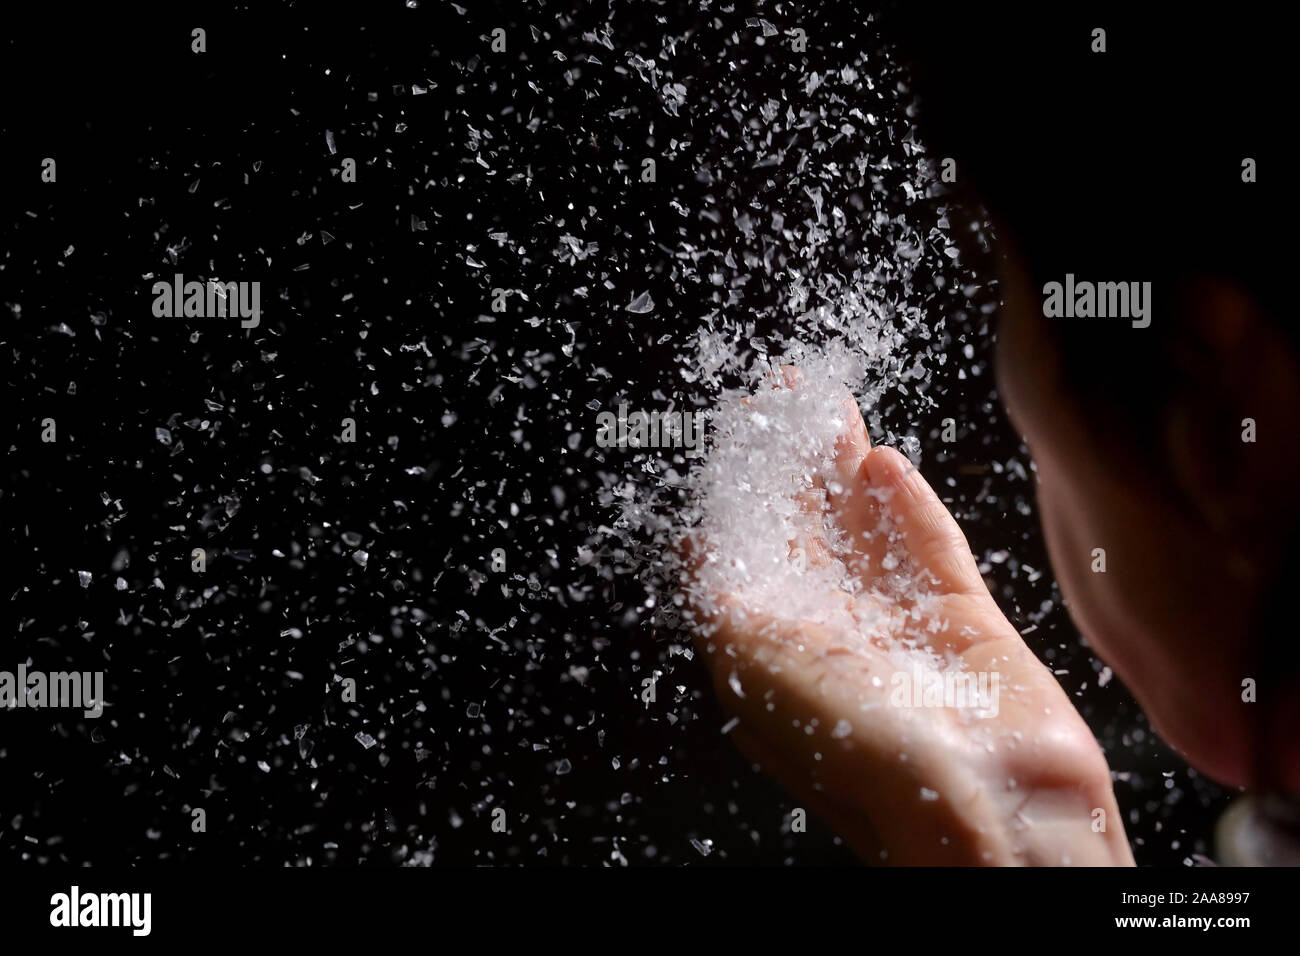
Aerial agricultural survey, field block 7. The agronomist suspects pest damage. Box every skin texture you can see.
[690,253,1300,862]
[683,5,1300,868]
[992,249,1300,795]
[688,370,1135,865]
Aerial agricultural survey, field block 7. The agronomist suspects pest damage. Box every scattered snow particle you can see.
[625,291,655,314]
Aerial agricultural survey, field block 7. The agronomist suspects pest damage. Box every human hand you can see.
[682,370,1134,865]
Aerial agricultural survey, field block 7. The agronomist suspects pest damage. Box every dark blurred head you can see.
[889,5,1300,790]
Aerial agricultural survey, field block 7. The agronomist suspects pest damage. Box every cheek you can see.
[993,327,1038,446]
[993,267,1069,452]
[1035,479,1095,636]
[1037,460,1256,786]
[1033,467,1137,676]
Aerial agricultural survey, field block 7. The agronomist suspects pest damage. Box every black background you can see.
[1,1,1256,867]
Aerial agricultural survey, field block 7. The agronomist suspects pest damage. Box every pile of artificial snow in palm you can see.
[588,22,976,664]
[603,305,946,652]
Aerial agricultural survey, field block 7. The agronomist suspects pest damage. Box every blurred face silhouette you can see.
[992,251,1300,793]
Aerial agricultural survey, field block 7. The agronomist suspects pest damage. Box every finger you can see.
[823,393,892,582]
[744,364,804,407]
[829,391,871,489]
[864,446,986,596]
[792,473,836,569]
[775,364,805,390]
[755,365,836,570]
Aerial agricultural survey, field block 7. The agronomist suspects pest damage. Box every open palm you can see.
[684,375,1134,865]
